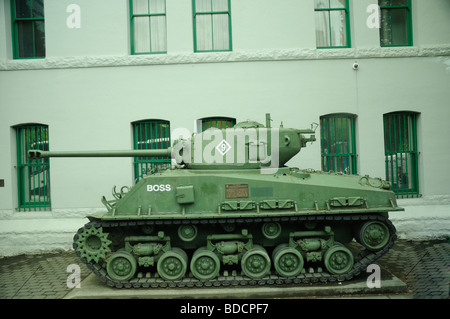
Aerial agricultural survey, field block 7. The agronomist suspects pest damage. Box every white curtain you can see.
[212,14,229,50]
[330,9,347,47]
[196,0,212,12]
[196,15,213,51]
[150,16,167,52]
[315,12,330,47]
[134,17,150,53]
[133,0,167,53]
[133,0,148,14]
[195,0,230,51]
[314,0,347,47]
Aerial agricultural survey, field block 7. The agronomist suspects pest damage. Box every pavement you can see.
[0,239,448,300]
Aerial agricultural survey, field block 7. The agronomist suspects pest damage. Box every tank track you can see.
[73,213,396,289]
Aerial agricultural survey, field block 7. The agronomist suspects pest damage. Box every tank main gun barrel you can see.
[28,148,173,160]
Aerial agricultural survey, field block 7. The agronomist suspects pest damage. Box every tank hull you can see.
[74,167,402,288]
[98,167,401,218]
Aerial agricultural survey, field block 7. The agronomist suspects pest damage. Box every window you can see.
[383,112,419,198]
[200,116,236,132]
[130,0,167,54]
[15,124,51,211]
[320,114,357,174]
[314,0,351,48]
[10,0,46,59]
[193,0,232,52]
[132,120,171,182]
[379,0,412,46]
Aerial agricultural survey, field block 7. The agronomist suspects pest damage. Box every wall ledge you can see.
[1,45,450,71]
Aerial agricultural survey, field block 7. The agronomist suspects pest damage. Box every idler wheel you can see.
[273,244,304,277]
[106,251,137,281]
[357,220,390,251]
[190,247,221,281]
[241,245,271,279]
[323,244,354,275]
[157,248,188,281]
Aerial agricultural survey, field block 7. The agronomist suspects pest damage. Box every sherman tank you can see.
[29,114,403,288]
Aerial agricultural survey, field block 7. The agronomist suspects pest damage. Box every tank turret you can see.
[28,114,316,171]
[28,114,402,289]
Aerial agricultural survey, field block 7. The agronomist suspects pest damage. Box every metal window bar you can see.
[16,124,51,211]
[320,114,357,174]
[133,120,171,182]
[383,112,419,198]
[201,117,236,131]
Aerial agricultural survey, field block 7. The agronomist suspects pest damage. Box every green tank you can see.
[29,114,403,288]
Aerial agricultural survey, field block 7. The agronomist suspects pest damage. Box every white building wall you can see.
[1,0,449,256]
[45,0,129,57]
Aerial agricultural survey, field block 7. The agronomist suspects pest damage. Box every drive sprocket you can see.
[73,224,112,263]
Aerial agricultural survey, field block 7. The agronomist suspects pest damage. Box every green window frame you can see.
[193,0,232,52]
[130,0,167,54]
[132,120,171,182]
[383,112,419,198]
[320,113,357,174]
[15,124,51,211]
[200,116,236,132]
[10,0,45,59]
[314,0,351,49]
[379,0,413,47]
